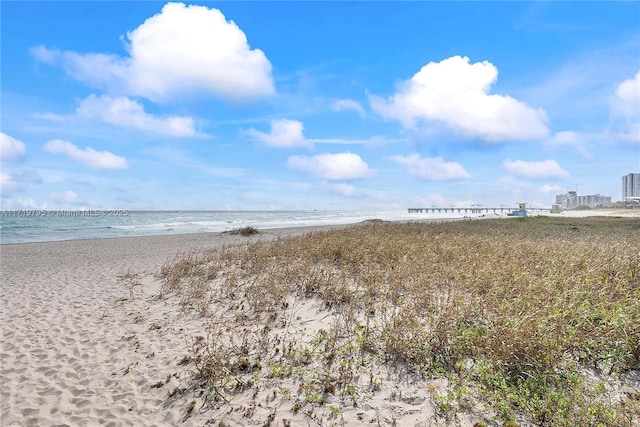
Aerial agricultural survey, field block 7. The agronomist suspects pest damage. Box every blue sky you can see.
[1,1,639,211]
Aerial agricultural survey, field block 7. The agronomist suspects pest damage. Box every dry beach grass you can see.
[160,217,640,426]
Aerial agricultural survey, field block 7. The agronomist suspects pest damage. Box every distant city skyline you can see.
[554,190,611,209]
[1,2,638,210]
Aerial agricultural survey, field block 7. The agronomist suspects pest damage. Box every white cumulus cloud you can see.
[503,159,569,178]
[76,94,197,137]
[44,140,128,170]
[0,196,45,210]
[0,170,43,194]
[390,153,470,181]
[320,181,357,196]
[246,119,313,149]
[333,99,366,117]
[545,131,593,158]
[609,70,640,143]
[32,2,274,102]
[49,190,97,207]
[370,55,550,142]
[612,71,640,115]
[286,152,372,181]
[0,172,22,193]
[1,132,26,160]
[50,190,80,204]
[541,184,561,193]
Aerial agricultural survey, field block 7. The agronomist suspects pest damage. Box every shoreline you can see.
[1,208,637,246]
[0,222,359,247]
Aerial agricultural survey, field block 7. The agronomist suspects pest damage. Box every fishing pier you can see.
[408,207,549,215]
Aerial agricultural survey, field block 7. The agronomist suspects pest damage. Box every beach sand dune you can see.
[1,226,455,426]
[4,227,398,426]
[2,216,637,426]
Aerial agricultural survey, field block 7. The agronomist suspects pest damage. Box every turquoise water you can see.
[0,209,467,244]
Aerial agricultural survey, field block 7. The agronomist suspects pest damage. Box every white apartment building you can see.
[555,191,577,208]
[577,194,611,207]
[554,191,611,208]
[622,173,640,200]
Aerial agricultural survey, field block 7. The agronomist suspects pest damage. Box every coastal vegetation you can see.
[224,226,261,236]
[160,217,640,426]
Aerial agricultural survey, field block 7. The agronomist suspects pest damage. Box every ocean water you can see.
[0,209,478,244]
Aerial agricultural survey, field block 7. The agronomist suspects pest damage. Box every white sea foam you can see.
[0,210,480,244]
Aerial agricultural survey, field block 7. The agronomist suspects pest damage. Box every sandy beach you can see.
[1,213,638,426]
[0,227,340,426]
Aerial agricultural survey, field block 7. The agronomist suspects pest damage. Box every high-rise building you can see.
[577,194,611,207]
[622,173,640,200]
[555,194,567,207]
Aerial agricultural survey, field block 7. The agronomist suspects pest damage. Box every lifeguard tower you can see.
[511,202,528,217]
